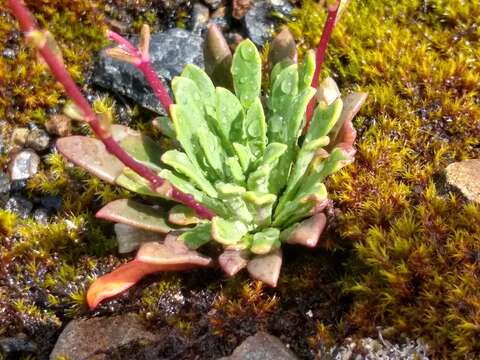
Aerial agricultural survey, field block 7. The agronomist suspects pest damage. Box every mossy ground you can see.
[0,0,479,359]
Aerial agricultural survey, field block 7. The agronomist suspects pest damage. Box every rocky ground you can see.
[0,0,479,359]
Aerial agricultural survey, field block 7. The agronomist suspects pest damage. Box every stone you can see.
[220,332,298,360]
[233,0,252,20]
[33,208,49,224]
[11,127,29,149]
[210,6,230,31]
[45,114,72,137]
[445,159,480,203]
[5,196,33,219]
[39,196,62,211]
[0,171,11,194]
[189,3,210,34]
[244,1,276,46]
[94,29,204,115]
[26,128,51,152]
[0,335,37,354]
[49,314,159,360]
[329,337,429,360]
[9,149,40,181]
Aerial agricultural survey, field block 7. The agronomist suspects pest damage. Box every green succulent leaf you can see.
[298,50,315,91]
[247,143,287,193]
[178,222,212,249]
[168,204,203,226]
[161,149,217,198]
[212,217,249,245]
[251,228,281,255]
[306,98,344,143]
[231,39,262,109]
[152,116,176,140]
[243,97,267,158]
[215,87,245,155]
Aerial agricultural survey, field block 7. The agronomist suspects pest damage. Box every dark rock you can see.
[10,179,27,192]
[189,3,210,34]
[244,1,276,46]
[39,196,62,211]
[445,159,480,203]
[219,332,298,360]
[49,314,160,360]
[5,196,33,219]
[9,149,40,180]
[26,128,51,152]
[94,29,205,115]
[33,208,49,224]
[45,115,72,137]
[0,171,11,194]
[0,334,37,354]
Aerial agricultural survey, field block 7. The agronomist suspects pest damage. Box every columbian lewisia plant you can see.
[8,0,366,309]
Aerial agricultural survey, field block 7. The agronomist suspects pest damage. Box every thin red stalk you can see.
[304,0,340,132]
[108,30,173,114]
[8,0,214,220]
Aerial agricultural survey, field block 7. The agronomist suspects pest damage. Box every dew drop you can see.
[281,79,293,94]
[240,44,255,61]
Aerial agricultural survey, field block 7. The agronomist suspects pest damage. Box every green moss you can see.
[288,0,480,358]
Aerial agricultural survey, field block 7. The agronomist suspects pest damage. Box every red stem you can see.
[108,30,173,115]
[304,0,340,132]
[8,0,214,220]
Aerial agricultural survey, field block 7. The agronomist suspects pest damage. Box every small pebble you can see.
[33,208,49,224]
[45,114,72,137]
[26,128,50,152]
[11,127,29,149]
[0,171,11,194]
[9,149,40,181]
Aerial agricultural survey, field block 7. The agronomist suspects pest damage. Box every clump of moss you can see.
[288,0,480,358]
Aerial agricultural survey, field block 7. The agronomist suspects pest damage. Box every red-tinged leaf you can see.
[285,213,327,248]
[247,249,282,287]
[96,199,173,234]
[219,249,249,276]
[87,239,212,309]
[330,92,367,149]
[269,26,297,68]
[56,136,125,184]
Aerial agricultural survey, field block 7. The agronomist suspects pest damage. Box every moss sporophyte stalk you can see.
[8,0,366,309]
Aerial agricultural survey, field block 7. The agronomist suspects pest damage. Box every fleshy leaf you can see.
[87,240,212,309]
[215,87,245,155]
[216,182,253,224]
[268,27,297,68]
[233,142,253,172]
[181,64,216,111]
[219,249,249,276]
[204,24,233,89]
[96,199,173,233]
[243,97,267,158]
[212,217,248,245]
[243,191,276,227]
[168,204,203,225]
[161,150,217,198]
[247,143,287,193]
[231,40,262,109]
[247,249,282,287]
[251,228,281,255]
[56,136,124,184]
[281,213,327,248]
[298,50,315,91]
[306,98,343,144]
[114,223,163,254]
[111,125,164,172]
[178,223,212,249]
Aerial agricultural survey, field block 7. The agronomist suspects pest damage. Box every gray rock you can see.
[329,337,429,360]
[9,149,40,181]
[0,335,37,354]
[39,196,62,211]
[445,159,480,203]
[49,313,159,360]
[11,127,30,150]
[5,196,33,219]
[244,1,276,46]
[189,3,210,34]
[219,332,298,360]
[33,208,49,224]
[0,171,11,194]
[26,128,50,152]
[94,29,205,114]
